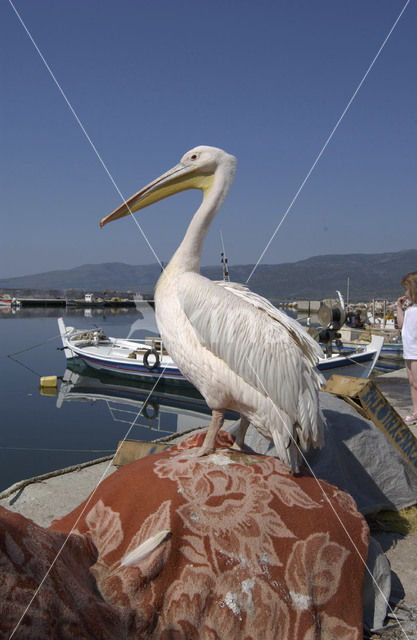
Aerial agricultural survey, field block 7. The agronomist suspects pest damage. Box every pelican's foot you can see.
[188,444,217,457]
[188,410,225,458]
[231,417,250,450]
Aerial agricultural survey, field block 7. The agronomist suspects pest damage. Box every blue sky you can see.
[1,0,415,279]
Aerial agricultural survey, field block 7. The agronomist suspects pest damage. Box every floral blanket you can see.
[1,431,369,639]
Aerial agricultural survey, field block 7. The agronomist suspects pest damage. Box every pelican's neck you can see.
[167,162,235,277]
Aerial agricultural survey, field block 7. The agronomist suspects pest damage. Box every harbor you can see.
[2,0,416,636]
[0,297,407,487]
[2,272,416,640]
[0,289,415,639]
[0,364,416,639]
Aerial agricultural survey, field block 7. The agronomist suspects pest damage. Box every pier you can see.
[9,296,136,308]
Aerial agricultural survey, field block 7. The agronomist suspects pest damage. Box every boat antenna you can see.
[220,230,230,281]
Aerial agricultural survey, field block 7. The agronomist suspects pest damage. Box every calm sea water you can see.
[0,304,214,491]
[0,304,399,492]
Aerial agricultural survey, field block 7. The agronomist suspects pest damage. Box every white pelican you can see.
[100,146,324,472]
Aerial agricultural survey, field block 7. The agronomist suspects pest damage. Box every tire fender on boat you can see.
[143,349,160,370]
[143,399,159,420]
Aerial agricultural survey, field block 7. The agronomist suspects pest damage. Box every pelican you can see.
[100,146,324,472]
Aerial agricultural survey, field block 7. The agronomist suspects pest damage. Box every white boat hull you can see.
[58,318,188,385]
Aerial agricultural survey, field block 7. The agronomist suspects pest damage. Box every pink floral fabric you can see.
[1,431,369,638]
[0,507,133,638]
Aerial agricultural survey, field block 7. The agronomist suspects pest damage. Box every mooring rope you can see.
[2,332,62,360]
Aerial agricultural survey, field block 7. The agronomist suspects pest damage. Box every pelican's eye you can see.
[190,153,198,160]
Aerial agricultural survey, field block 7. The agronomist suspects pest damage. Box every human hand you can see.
[397,295,408,307]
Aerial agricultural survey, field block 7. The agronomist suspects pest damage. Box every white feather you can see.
[121,529,171,567]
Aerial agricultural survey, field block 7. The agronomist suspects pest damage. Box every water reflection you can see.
[57,360,238,438]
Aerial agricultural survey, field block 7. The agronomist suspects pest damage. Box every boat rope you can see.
[334,351,375,371]
[7,354,42,378]
[244,354,411,640]
[4,332,64,378]
[7,0,164,272]
[3,332,61,359]
[246,0,411,285]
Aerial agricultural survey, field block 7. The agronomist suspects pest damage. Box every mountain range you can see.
[1,249,415,302]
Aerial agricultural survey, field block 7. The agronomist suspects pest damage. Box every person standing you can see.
[396,271,417,424]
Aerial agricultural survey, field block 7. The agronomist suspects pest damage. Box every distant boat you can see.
[337,340,402,361]
[317,334,384,378]
[58,318,384,384]
[338,326,403,364]
[0,296,12,308]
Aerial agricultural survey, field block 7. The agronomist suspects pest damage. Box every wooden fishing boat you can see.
[58,318,186,385]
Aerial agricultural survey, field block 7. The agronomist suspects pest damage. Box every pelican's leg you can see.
[232,416,250,450]
[194,409,225,456]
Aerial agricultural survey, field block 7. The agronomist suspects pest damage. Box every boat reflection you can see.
[57,359,238,438]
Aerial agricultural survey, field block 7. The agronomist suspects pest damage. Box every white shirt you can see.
[402,304,417,360]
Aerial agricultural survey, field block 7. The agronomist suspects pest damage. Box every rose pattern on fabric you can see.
[157,563,293,639]
[84,499,172,622]
[303,613,361,640]
[0,507,130,639]
[155,449,296,572]
[1,432,369,639]
[286,532,350,607]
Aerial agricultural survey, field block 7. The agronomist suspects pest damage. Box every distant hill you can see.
[1,250,416,302]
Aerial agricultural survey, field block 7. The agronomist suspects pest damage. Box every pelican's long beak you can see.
[100,161,212,228]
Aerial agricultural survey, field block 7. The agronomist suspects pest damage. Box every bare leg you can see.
[406,360,417,413]
[193,409,226,456]
[232,416,250,450]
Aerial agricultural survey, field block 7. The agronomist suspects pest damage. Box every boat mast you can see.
[220,230,230,282]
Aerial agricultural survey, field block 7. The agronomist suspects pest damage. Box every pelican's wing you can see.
[177,273,323,421]
[213,280,323,363]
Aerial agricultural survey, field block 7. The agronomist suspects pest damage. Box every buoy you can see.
[40,376,58,397]
[40,376,58,389]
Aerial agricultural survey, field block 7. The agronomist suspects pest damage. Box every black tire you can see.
[143,399,159,420]
[143,348,160,370]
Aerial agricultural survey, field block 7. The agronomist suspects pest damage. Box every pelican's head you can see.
[100,145,236,227]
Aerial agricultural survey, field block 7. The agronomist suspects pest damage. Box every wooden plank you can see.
[321,375,370,417]
[323,375,417,474]
[357,384,417,475]
[114,439,170,467]
[322,375,370,398]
